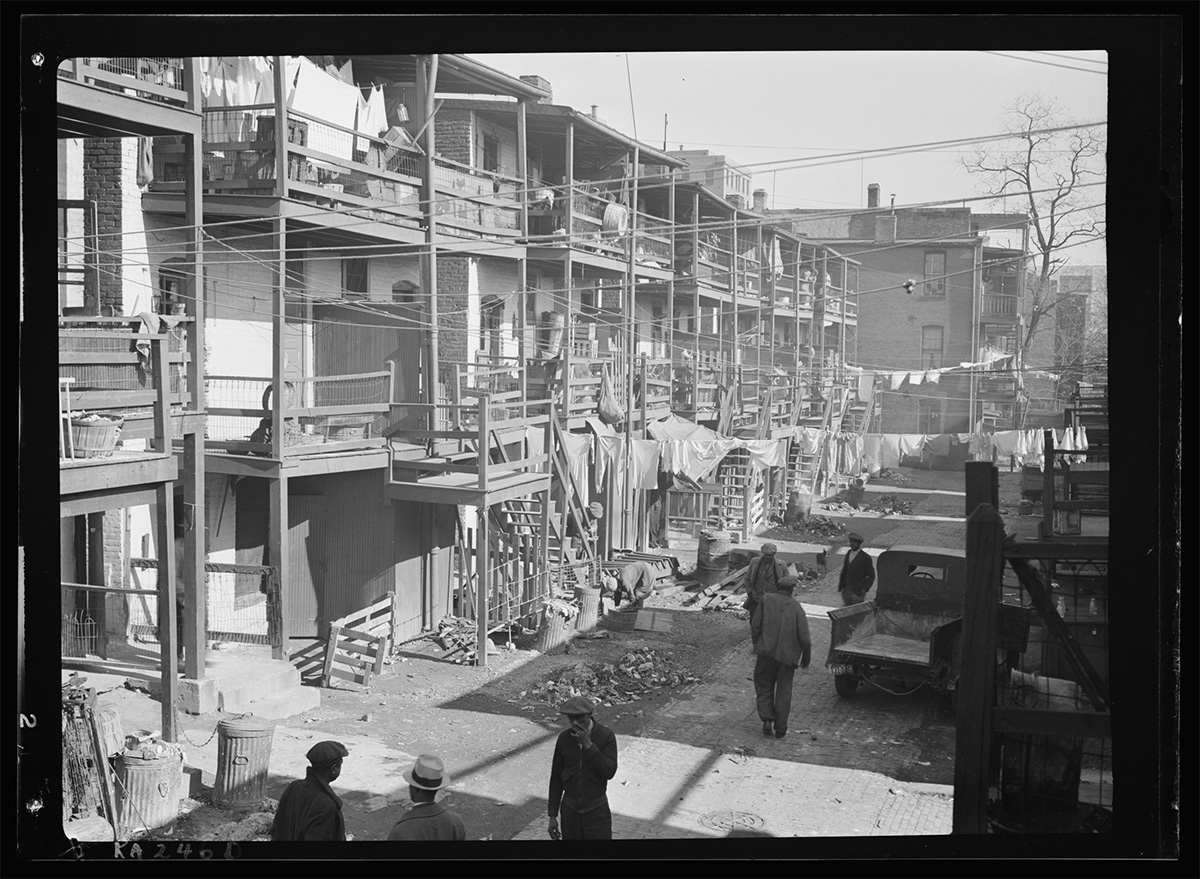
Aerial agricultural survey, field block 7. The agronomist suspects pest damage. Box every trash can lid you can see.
[218,715,277,734]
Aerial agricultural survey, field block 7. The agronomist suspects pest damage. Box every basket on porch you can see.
[67,414,123,458]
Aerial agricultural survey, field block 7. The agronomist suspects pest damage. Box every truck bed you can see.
[836,633,932,667]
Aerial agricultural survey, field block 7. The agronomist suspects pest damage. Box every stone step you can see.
[209,658,301,713]
[239,684,321,721]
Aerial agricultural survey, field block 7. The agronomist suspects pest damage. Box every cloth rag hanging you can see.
[561,432,593,507]
[742,439,787,471]
[862,435,884,473]
[629,440,662,490]
[879,434,903,470]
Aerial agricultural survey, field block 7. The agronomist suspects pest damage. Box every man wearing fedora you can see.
[547,696,619,840]
[272,740,349,841]
[838,532,876,606]
[387,754,466,841]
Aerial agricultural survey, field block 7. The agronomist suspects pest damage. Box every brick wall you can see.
[436,255,470,389]
[85,138,125,310]
[103,510,128,636]
[436,109,473,165]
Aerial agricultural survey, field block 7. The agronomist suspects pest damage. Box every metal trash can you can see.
[213,716,276,810]
[573,586,601,632]
[535,599,578,654]
[115,743,184,835]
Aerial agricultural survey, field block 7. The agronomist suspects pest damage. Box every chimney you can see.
[728,194,745,209]
[753,188,768,212]
[590,105,598,120]
[519,75,553,104]
[867,183,880,208]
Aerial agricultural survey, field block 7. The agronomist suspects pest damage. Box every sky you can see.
[470,50,1108,267]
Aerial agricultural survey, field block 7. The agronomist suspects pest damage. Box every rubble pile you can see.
[863,494,914,515]
[787,515,847,539]
[520,648,699,707]
[876,469,915,485]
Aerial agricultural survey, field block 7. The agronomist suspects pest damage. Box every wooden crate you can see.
[321,593,395,688]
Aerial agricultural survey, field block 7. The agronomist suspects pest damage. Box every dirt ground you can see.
[74,465,1048,843]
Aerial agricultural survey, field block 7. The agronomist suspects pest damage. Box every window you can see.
[923,251,947,297]
[921,325,944,369]
[342,257,369,299]
[918,399,942,434]
[482,134,500,173]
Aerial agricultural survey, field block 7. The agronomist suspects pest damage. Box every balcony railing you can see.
[57,57,190,108]
[432,157,521,239]
[205,370,392,457]
[982,293,1019,318]
[150,105,424,229]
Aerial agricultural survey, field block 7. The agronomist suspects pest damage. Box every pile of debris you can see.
[876,468,915,485]
[431,616,516,665]
[862,494,914,516]
[788,515,847,539]
[819,500,859,513]
[520,648,699,707]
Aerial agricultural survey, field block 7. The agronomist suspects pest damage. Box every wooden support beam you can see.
[476,504,490,667]
[154,482,178,742]
[965,460,999,519]
[953,502,1004,834]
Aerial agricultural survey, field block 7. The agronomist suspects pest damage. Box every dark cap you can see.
[588,502,604,519]
[777,576,799,591]
[306,741,349,766]
[760,543,778,555]
[847,532,864,543]
[557,696,595,717]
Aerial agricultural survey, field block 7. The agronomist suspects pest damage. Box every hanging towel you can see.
[288,56,359,160]
[889,372,906,391]
[898,434,926,461]
[862,435,884,473]
[858,371,874,401]
[992,430,1021,459]
[594,435,624,492]
[794,427,822,455]
[879,434,903,470]
[561,432,592,507]
[743,439,787,471]
[629,440,662,490]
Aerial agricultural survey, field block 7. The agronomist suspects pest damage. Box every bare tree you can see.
[962,94,1106,378]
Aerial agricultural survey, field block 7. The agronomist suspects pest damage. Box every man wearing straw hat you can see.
[272,741,349,841]
[387,754,466,841]
[547,696,619,840]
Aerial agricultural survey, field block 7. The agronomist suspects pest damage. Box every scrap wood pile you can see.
[519,648,699,708]
[862,493,914,515]
[683,567,749,612]
[787,515,847,539]
[431,615,523,665]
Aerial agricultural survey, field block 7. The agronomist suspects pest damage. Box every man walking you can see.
[751,577,812,739]
[547,696,618,840]
[742,542,788,622]
[387,754,466,841]
[837,531,876,606]
[272,741,350,841]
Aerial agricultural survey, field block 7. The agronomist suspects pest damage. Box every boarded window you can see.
[923,251,947,297]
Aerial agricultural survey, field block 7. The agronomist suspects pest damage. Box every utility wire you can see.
[982,51,1109,76]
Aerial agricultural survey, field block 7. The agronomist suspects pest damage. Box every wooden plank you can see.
[332,640,379,658]
[327,666,368,684]
[333,624,387,644]
[331,651,373,669]
[953,503,1004,835]
[991,707,1112,739]
[838,633,931,666]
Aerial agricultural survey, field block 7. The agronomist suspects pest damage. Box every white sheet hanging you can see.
[742,438,788,471]
[288,55,359,160]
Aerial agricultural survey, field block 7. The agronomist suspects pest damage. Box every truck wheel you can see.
[834,673,860,697]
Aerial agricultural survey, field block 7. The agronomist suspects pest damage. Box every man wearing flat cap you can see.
[387,754,466,841]
[837,532,876,606]
[272,741,349,841]
[547,695,619,840]
[751,576,812,738]
[742,542,788,624]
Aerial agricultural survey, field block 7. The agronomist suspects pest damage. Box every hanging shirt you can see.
[629,440,662,490]
[742,438,787,471]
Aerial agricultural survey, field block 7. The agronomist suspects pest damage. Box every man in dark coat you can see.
[742,543,788,622]
[271,741,349,841]
[547,696,619,840]
[751,577,812,739]
[837,532,876,606]
[387,754,466,841]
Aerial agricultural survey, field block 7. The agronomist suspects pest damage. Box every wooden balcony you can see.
[148,105,425,238]
[205,370,392,462]
[384,396,552,506]
[982,292,1020,320]
[432,157,522,241]
[57,57,201,138]
[59,321,199,512]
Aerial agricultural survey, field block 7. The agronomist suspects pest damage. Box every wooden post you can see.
[183,61,206,679]
[667,168,676,410]
[517,99,529,418]
[691,190,701,409]
[155,478,178,743]
[540,403,553,601]
[965,460,999,519]
[270,473,290,662]
[1042,428,1055,538]
[477,396,490,494]
[953,502,1004,834]
[476,503,490,667]
[638,353,649,552]
[87,513,107,658]
[419,56,441,413]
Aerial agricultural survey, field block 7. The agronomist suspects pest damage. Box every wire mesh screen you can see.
[61,608,100,658]
[60,325,188,396]
[126,559,280,647]
[991,554,1112,831]
[58,57,186,104]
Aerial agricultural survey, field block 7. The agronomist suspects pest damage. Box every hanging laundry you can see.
[923,371,940,385]
[898,434,927,461]
[889,372,907,391]
[561,432,592,506]
[288,55,359,160]
[862,434,884,474]
[742,439,787,471]
[879,434,903,470]
[858,371,874,400]
[925,433,953,457]
[794,426,822,455]
[629,440,662,490]
[594,435,624,492]
[991,430,1022,462]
